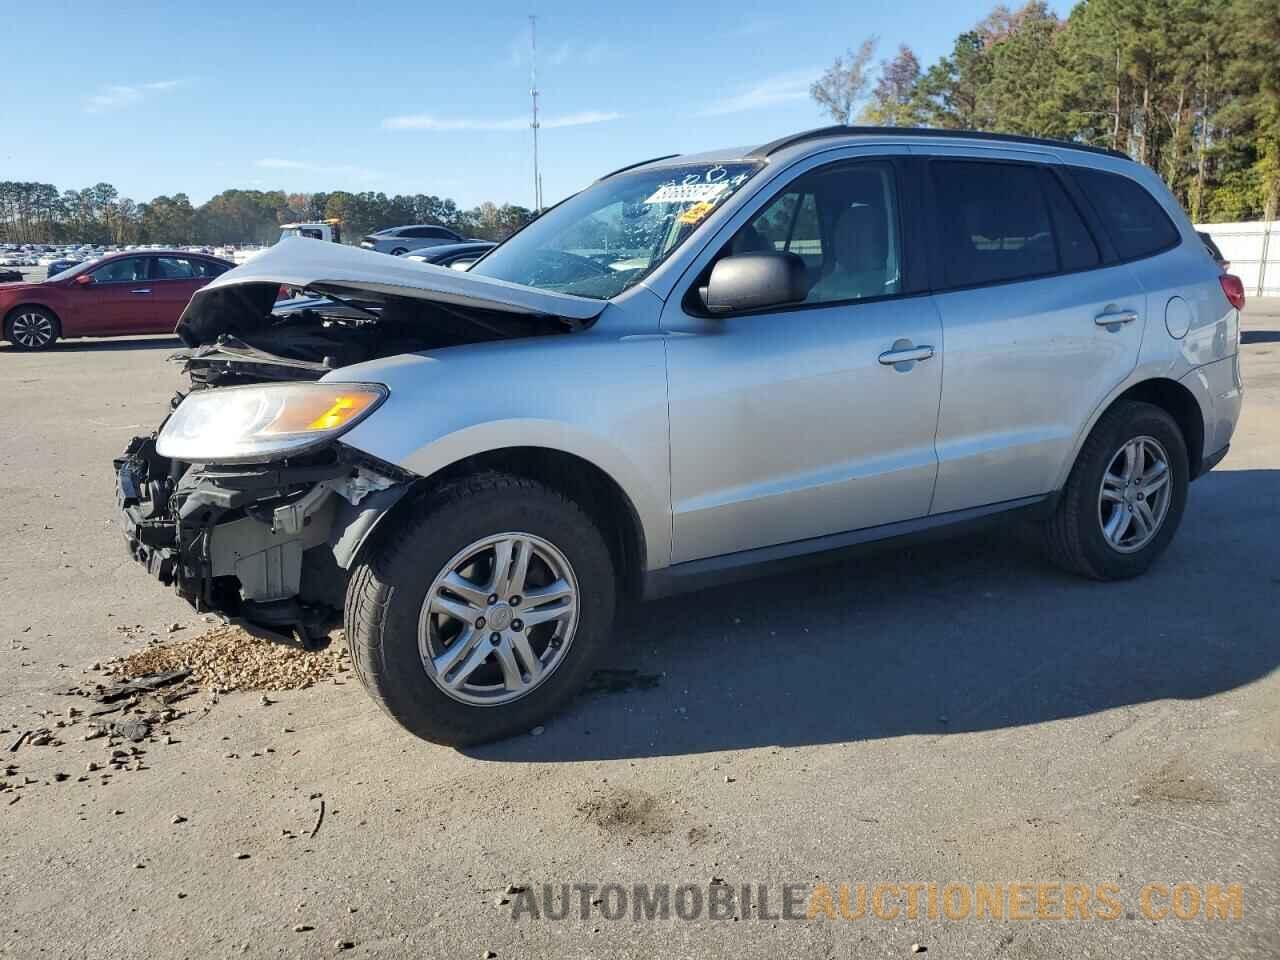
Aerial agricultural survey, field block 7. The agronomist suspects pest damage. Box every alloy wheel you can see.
[1098,436,1172,553]
[10,312,54,348]
[418,532,579,706]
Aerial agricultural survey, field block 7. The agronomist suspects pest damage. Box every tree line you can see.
[0,182,536,246]
[814,0,1277,222]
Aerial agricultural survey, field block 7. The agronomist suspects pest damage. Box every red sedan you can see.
[0,250,233,350]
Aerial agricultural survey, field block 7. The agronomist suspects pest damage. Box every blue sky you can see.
[7,0,1069,210]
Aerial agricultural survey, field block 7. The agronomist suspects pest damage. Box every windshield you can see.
[468,161,760,299]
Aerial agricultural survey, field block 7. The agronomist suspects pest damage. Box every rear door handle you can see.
[130,288,152,295]
[878,344,935,366]
[1094,309,1138,326]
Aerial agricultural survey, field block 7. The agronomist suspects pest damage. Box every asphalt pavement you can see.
[0,300,1276,959]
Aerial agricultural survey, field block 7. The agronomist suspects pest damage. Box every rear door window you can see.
[152,257,198,279]
[1072,168,1179,261]
[1040,171,1101,271]
[931,160,1056,287]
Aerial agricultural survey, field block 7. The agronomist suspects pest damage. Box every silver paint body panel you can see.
[313,132,1239,579]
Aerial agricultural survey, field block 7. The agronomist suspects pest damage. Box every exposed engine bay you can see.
[176,287,572,389]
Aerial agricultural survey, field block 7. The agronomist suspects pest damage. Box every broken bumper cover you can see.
[115,435,413,639]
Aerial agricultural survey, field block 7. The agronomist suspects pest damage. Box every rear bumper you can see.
[115,435,412,641]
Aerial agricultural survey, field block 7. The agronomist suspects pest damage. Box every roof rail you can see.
[597,154,681,180]
[749,126,1129,160]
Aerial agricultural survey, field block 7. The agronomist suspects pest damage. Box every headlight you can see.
[156,383,387,463]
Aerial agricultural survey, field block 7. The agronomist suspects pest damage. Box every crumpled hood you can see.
[175,239,605,346]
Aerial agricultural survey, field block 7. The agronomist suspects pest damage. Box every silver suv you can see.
[116,127,1244,744]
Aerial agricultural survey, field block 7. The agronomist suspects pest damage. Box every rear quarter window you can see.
[1072,168,1180,261]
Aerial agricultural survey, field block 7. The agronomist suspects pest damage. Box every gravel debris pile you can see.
[109,625,350,692]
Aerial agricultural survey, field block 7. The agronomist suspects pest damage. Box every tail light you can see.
[1219,274,1245,311]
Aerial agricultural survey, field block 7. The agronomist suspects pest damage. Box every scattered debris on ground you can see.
[105,625,349,692]
[309,798,326,838]
[0,625,352,803]
[95,669,192,703]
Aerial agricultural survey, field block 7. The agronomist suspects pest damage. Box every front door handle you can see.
[1094,309,1138,326]
[878,341,935,367]
[130,288,152,295]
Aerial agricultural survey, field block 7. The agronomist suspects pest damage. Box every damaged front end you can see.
[115,434,412,645]
[113,240,604,644]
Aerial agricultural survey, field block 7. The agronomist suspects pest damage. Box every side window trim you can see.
[683,154,916,318]
[781,191,804,254]
[896,157,932,296]
[1051,166,1119,263]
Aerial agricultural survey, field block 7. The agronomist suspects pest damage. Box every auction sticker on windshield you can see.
[645,182,731,205]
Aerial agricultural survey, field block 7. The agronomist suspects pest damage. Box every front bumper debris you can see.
[115,435,411,645]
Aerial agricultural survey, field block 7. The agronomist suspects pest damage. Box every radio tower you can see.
[529,15,543,213]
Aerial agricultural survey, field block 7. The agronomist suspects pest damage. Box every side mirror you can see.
[701,252,807,315]
[73,273,94,286]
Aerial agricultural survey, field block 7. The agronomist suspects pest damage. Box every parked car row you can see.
[0,225,496,350]
[1,242,265,271]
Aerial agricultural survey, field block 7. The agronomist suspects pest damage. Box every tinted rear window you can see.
[932,161,1056,287]
[1041,171,1100,271]
[1073,169,1179,260]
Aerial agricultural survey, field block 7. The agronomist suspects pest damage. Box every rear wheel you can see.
[345,472,616,745]
[1043,401,1188,579]
[5,307,60,350]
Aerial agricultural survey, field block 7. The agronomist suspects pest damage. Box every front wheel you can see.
[1043,401,1189,580]
[5,307,60,350]
[345,472,616,745]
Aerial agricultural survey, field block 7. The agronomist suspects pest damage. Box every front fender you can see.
[328,332,672,570]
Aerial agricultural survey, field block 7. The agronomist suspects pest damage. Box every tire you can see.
[1043,400,1188,580]
[390,247,408,256]
[4,306,60,351]
[345,471,616,745]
